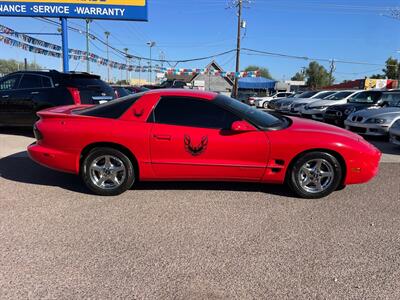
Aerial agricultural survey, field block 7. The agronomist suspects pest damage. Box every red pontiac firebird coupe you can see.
[28,89,381,199]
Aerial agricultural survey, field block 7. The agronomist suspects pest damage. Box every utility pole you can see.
[147,41,156,84]
[124,48,129,83]
[138,58,142,85]
[159,51,165,84]
[329,59,336,85]
[85,19,92,73]
[105,31,110,83]
[233,0,243,99]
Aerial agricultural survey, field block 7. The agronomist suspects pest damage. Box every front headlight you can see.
[365,118,387,124]
[344,107,356,115]
[312,106,328,110]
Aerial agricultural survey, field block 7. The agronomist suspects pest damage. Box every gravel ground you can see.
[0,130,399,299]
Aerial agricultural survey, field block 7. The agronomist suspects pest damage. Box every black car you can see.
[323,90,384,127]
[0,70,114,127]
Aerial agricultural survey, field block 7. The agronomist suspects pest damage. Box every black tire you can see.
[287,151,343,199]
[263,101,269,109]
[81,147,135,196]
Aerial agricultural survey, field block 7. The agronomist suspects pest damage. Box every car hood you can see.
[294,98,322,105]
[350,107,400,118]
[309,99,347,108]
[327,103,374,112]
[288,116,361,140]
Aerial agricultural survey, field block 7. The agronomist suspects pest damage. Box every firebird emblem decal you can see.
[184,135,208,156]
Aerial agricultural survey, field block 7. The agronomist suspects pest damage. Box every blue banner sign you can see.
[0,0,147,21]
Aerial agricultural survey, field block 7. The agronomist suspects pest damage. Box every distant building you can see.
[323,78,398,90]
[191,61,234,95]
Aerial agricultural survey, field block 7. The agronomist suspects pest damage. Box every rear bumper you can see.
[28,143,79,174]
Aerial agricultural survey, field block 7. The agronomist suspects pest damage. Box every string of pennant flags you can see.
[0,24,261,78]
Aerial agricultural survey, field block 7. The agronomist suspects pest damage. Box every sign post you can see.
[0,0,148,73]
[60,17,69,72]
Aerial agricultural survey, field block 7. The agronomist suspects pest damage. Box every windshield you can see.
[324,91,354,100]
[349,92,382,104]
[215,95,286,129]
[297,91,319,98]
[382,93,400,105]
[316,91,336,99]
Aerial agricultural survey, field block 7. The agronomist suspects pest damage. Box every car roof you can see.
[145,89,217,100]
[6,70,100,79]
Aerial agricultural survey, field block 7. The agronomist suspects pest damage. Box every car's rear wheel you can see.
[82,147,135,196]
[288,151,342,199]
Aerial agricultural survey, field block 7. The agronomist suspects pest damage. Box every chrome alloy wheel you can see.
[298,158,335,194]
[89,155,127,190]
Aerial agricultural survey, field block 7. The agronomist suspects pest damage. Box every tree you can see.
[244,65,273,79]
[370,73,386,79]
[0,59,41,75]
[291,71,306,81]
[382,57,399,79]
[305,61,333,89]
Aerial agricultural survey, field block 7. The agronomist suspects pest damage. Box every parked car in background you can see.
[111,85,131,98]
[323,91,384,127]
[286,91,337,115]
[301,90,362,120]
[268,91,307,109]
[0,70,114,127]
[28,89,381,199]
[144,79,187,89]
[235,90,258,105]
[253,92,293,109]
[344,93,400,136]
[275,91,335,114]
[124,86,150,94]
[389,119,400,146]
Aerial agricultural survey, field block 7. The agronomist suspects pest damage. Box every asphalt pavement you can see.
[0,129,399,299]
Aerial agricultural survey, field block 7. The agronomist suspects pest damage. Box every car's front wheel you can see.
[288,151,343,199]
[263,101,269,109]
[81,147,135,196]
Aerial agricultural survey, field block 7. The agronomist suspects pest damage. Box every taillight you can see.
[67,87,81,105]
[33,124,43,141]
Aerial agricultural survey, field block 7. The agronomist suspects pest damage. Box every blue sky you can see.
[1,0,400,82]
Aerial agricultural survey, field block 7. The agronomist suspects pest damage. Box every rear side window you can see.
[74,94,142,119]
[19,74,43,89]
[0,75,20,90]
[150,97,241,129]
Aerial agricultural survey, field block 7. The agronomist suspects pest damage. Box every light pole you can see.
[105,31,110,83]
[85,19,92,73]
[147,41,156,84]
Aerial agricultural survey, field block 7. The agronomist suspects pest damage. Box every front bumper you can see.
[345,142,381,185]
[28,143,79,174]
[301,109,327,120]
[344,121,390,136]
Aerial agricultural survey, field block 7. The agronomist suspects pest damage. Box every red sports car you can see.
[28,89,381,199]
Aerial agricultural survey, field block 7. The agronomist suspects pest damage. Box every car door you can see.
[0,74,22,125]
[10,74,46,125]
[149,96,269,180]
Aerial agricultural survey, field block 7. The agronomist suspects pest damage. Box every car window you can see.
[0,75,21,91]
[350,91,382,103]
[276,93,286,98]
[41,76,52,88]
[152,97,241,129]
[19,74,44,89]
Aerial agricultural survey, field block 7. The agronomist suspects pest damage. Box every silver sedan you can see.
[344,100,400,136]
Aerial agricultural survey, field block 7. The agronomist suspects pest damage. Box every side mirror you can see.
[231,120,256,132]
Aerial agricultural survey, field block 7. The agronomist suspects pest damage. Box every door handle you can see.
[153,134,171,141]
[31,91,40,95]
[2,95,9,98]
